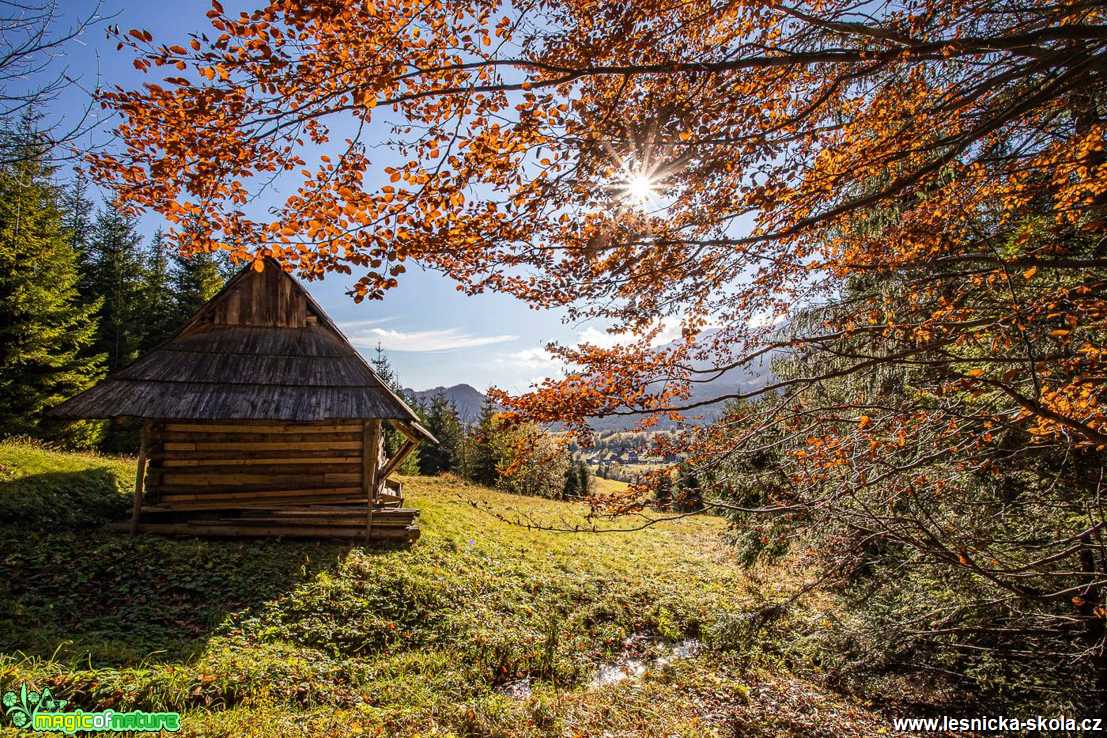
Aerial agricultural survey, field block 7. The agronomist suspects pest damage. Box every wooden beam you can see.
[129,420,152,535]
[363,419,382,538]
[164,440,361,452]
[161,456,361,467]
[164,422,361,434]
[378,439,416,481]
[390,420,420,443]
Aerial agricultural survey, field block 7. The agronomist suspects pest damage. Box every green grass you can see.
[590,476,629,495]
[0,439,902,737]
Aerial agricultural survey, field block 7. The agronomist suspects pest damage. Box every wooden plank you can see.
[160,432,362,445]
[130,421,152,535]
[260,507,417,517]
[231,517,414,528]
[157,450,360,462]
[152,477,362,494]
[165,423,362,434]
[155,498,368,511]
[157,486,363,502]
[160,471,360,486]
[156,465,360,481]
[164,441,362,452]
[161,457,361,468]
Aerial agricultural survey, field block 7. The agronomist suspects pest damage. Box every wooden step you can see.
[219,516,414,528]
[109,521,420,542]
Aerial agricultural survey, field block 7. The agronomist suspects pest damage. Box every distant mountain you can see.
[406,343,777,431]
[582,346,778,431]
[404,383,488,423]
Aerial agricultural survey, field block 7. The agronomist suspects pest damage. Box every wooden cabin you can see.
[50,258,434,543]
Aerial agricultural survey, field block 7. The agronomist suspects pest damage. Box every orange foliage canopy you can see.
[92,0,1106,459]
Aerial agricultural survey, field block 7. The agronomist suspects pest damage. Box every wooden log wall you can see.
[146,421,371,510]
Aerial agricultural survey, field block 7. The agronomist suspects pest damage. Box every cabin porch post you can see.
[363,419,382,539]
[129,420,152,535]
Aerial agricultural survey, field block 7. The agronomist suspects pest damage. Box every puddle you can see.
[589,636,701,689]
[498,636,701,699]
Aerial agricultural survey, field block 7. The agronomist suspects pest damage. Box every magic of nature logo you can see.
[2,683,180,733]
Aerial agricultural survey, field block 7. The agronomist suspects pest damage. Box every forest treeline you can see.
[0,120,229,450]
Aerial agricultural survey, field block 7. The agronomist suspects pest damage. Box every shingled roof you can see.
[51,258,427,433]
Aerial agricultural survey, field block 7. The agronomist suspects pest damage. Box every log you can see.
[161,457,361,468]
[153,498,369,512]
[262,505,418,514]
[159,433,362,446]
[159,471,360,486]
[163,440,362,452]
[157,486,363,503]
[229,516,413,527]
[164,422,362,434]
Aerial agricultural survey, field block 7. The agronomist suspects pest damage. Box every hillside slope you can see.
[0,441,916,737]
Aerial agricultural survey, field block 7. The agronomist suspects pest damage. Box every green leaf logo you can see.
[2,684,65,727]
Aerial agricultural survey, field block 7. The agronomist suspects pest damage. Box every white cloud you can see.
[344,325,518,352]
[578,317,684,349]
[499,347,565,371]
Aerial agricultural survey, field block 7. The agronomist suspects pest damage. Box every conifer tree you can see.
[172,250,226,324]
[418,395,462,475]
[469,397,499,487]
[140,228,179,351]
[86,205,147,370]
[561,461,580,499]
[576,459,592,497]
[0,122,104,442]
[61,171,94,270]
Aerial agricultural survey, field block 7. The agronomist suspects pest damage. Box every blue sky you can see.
[31,0,614,393]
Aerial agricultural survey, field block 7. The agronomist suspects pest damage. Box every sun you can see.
[613,162,663,209]
[624,172,658,205]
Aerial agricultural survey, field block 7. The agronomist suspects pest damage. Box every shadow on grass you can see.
[0,468,362,668]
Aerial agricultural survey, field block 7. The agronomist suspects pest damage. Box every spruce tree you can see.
[140,228,179,351]
[470,397,499,487]
[0,123,104,442]
[418,395,463,475]
[86,205,148,370]
[172,250,226,323]
[576,459,592,497]
[561,461,580,499]
[61,171,94,274]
